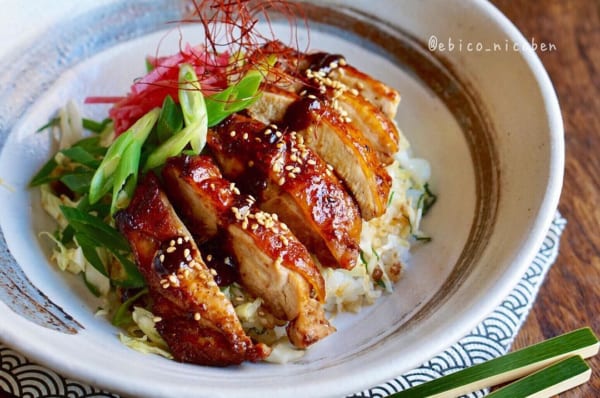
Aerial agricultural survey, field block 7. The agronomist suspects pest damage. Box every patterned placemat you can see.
[0,213,566,398]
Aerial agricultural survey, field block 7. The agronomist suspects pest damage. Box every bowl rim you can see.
[0,0,564,397]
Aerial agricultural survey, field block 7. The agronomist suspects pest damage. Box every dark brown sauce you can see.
[153,237,195,276]
[282,95,322,131]
[199,234,239,286]
[305,52,345,74]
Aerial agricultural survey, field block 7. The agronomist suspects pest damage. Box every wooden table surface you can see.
[491,0,600,396]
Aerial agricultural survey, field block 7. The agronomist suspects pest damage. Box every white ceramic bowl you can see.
[0,1,563,397]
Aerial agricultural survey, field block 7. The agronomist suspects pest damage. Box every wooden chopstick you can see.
[389,327,599,398]
[486,355,591,397]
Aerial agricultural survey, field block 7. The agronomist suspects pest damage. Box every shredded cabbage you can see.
[118,334,173,359]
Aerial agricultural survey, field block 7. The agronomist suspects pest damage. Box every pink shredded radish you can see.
[85,44,230,135]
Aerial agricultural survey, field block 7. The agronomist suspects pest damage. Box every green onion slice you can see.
[178,63,208,154]
[143,120,202,171]
[88,108,159,204]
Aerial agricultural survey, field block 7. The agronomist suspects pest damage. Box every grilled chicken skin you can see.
[162,155,335,348]
[115,173,269,365]
[208,114,361,270]
[247,85,392,220]
[251,74,402,165]
[252,41,404,163]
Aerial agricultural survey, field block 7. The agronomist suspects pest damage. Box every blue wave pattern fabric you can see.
[0,213,566,398]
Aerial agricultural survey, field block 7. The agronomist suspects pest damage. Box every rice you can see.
[321,150,431,314]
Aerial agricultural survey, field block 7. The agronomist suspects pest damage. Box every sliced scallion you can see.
[111,139,142,214]
[178,63,208,154]
[88,108,159,204]
[143,120,201,171]
[156,95,183,143]
[205,68,264,127]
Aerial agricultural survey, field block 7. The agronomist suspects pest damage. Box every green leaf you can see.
[82,273,103,297]
[60,205,144,288]
[29,157,59,187]
[71,136,108,157]
[390,328,599,398]
[82,117,111,133]
[60,168,95,194]
[61,146,102,169]
[371,246,380,261]
[412,234,432,243]
[36,116,60,133]
[420,183,437,215]
[112,288,148,326]
[156,95,183,143]
[111,253,145,288]
[387,190,395,208]
[60,206,131,253]
[60,224,75,245]
[77,194,111,220]
[75,232,109,277]
[145,58,155,73]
